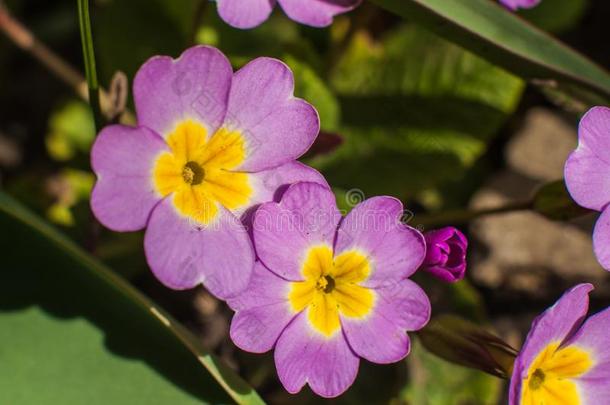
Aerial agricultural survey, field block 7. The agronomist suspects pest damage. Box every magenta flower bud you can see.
[422,227,467,283]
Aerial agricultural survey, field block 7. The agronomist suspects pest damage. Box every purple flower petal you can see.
[274,312,359,398]
[144,197,254,299]
[229,262,295,353]
[226,58,319,172]
[499,0,541,10]
[334,196,426,288]
[217,0,276,29]
[253,182,341,281]
[563,307,610,404]
[508,283,593,405]
[341,279,430,364]
[133,46,232,139]
[565,106,610,211]
[91,125,167,232]
[278,0,361,27]
[593,206,610,271]
[239,161,328,226]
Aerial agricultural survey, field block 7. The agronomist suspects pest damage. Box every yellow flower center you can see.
[152,120,252,224]
[288,245,375,337]
[521,342,593,405]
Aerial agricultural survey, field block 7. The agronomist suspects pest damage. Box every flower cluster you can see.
[91,46,325,299]
[90,45,464,397]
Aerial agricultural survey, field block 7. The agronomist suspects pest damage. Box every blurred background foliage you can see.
[1,0,609,404]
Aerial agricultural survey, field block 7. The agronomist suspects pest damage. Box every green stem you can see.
[413,200,532,228]
[77,0,103,132]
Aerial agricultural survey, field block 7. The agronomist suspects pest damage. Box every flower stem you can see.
[77,0,103,133]
[413,200,533,229]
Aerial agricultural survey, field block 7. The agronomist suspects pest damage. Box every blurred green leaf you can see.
[0,192,264,405]
[402,340,502,405]
[46,100,95,161]
[284,55,340,131]
[369,0,610,100]
[95,0,196,83]
[313,27,523,201]
[45,169,94,226]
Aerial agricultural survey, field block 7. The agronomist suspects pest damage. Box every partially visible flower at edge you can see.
[499,0,541,11]
[229,182,431,398]
[90,45,327,300]
[509,283,610,404]
[422,227,467,283]
[215,0,362,29]
[565,106,610,271]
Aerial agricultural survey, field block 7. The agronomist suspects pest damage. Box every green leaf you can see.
[521,0,588,33]
[369,0,610,100]
[0,192,264,405]
[283,55,340,131]
[402,340,502,405]
[313,26,523,201]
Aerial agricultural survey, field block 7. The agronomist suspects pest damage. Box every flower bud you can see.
[422,227,467,282]
[418,315,517,379]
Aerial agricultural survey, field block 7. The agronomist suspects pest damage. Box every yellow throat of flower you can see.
[152,120,252,224]
[288,245,375,337]
[521,341,593,405]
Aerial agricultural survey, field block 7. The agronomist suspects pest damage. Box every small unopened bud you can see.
[422,227,467,282]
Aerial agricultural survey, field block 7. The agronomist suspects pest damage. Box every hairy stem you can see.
[413,200,533,229]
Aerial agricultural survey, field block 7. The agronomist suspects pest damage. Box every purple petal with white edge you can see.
[133,46,232,139]
[563,307,610,405]
[508,283,593,405]
[217,0,276,29]
[225,58,319,172]
[334,196,426,288]
[91,125,167,232]
[593,206,610,271]
[278,0,361,27]
[144,197,254,299]
[229,262,295,353]
[253,182,341,281]
[565,106,610,211]
[342,279,430,364]
[236,161,329,225]
[274,312,359,398]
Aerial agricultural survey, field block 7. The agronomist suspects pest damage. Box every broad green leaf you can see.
[311,26,523,201]
[0,192,264,405]
[369,0,610,100]
[521,0,588,33]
